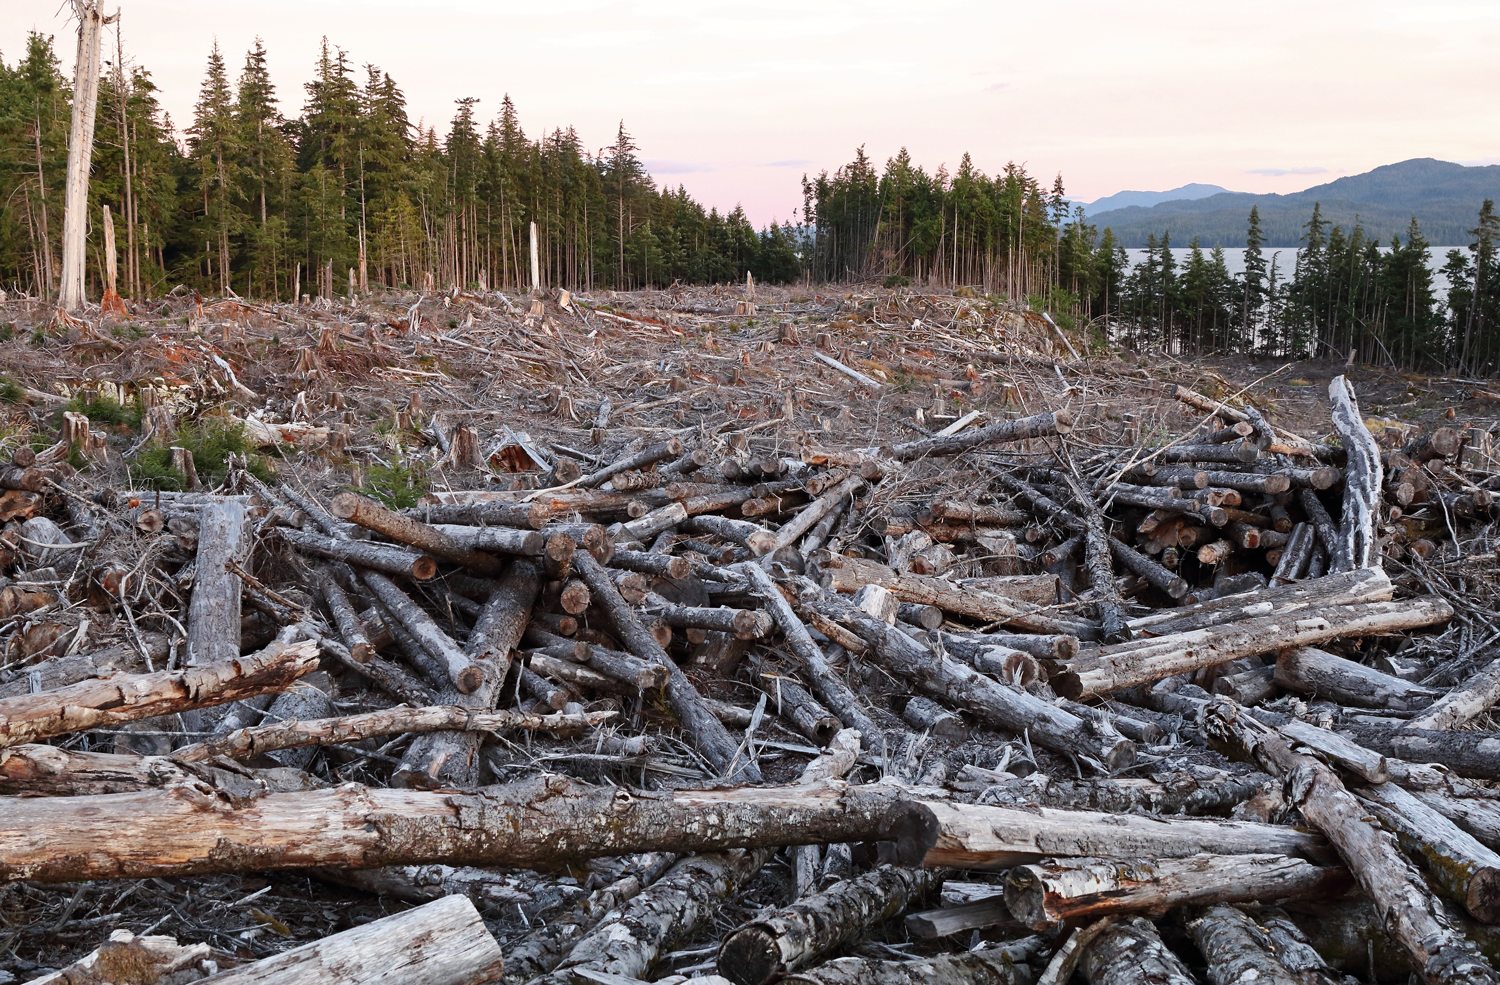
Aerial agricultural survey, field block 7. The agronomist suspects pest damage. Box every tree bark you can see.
[360,571,483,694]
[0,634,170,698]
[185,499,248,668]
[1358,781,1500,923]
[1189,904,1305,985]
[429,522,547,557]
[716,865,943,985]
[781,948,1032,985]
[1058,596,1452,700]
[170,705,610,763]
[0,639,319,749]
[1204,698,1500,984]
[738,563,884,751]
[884,407,1072,461]
[1079,916,1197,985]
[1004,853,1347,929]
[1276,645,1441,710]
[1124,566,1392,637]
[0,743,320,797]
[574,550,760,781]
[407,499,549,530]
[0,776,934,884]
[747,473,864,556]
[1336,723,1500,782]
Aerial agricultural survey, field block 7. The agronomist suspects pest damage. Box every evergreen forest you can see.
[2,31,1499,375]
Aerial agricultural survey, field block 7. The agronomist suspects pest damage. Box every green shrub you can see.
[364,455,429,509]
[0,324,14,341]
[129,418,274,490]
[67,392,141,429]
[883,274,911,289]
[0,377,23,405]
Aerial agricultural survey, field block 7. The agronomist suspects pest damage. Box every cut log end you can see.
[717,927,781,985]
[455,664,485,694]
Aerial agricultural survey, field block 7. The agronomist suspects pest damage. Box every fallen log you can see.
[1275,645,1441,710]
[278,526,439,581]
[716,864,942,985]
[916,796,1327,870]
[1003,853,1348,930]
[1329,375,1383,571]
[884,407,1072,461]
[194,894,505,985]
[781,947,1035,985]
[1335,723,1500,782]
[0,638,320,749]
[1057,596,1453,700]
[170,705,610,763]
[1407,655,1500,731]
[0,634,170,698]
[360,571,483,694]
[0,775,933,883]
[1357,781,1500,923]
[184,498,247,672]
[1203,697,1500,984]
[1123,566,1392,637]
[0,743,321,797]
[331,492,503,574]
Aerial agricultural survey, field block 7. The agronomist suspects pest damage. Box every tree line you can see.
[0,32,800,301]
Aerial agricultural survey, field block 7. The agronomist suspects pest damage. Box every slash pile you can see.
[2,285,1500,985]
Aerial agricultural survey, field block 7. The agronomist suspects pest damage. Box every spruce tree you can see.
[1241,206,1267,343]
[187,42,239,294]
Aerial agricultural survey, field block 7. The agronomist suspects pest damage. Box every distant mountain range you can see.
[1084,159,1500,248]
[1083,183,1235,212]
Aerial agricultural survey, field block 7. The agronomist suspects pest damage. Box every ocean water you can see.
[1122,246,1461,294]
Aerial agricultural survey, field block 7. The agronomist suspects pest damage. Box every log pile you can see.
[5,282,1500,983]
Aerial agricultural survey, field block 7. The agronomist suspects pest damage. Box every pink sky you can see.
[7,0,1500,225]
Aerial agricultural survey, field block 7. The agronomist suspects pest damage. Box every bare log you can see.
[1329,376,1383,571]
[0,743,320,796]
[1057,596,1453,700]
[1275,645,1440,710]
[1338,723,1500,782]
[360,571,483,694]
[0,635,169,699]
[192,894,505,985]
[0,639,320,749]
[0,776,933,884]
[409,499,550,529]
[185,499,248,668]
[780,946,1034,985]
[747,473,864,556]
[1004,853,1348,929]
[1125,566,1392,637]
[331,492,503,574]
[431,522,547,556]
[1358,781,1500,923]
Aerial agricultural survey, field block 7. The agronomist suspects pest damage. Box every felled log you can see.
[1056,595,1453,700]
[1336,723,1500,782]
[813,591,1135,769]
[0,634,170,698]
[1125,567,1393,637]
[917,796,1326,870]
[1328,375,1383,571]
[280,527,438,581]
[817,552,1096,637]
[1358,781,1500,923]
[0,638,320,749]
[0,775,931,883]
[1188,904,1305,985]
[1079,916,1197,985]
[170,705,610,763]
[500,853,678,984]
[185,499,248,670]
[0,743,320,796]
[360,571,483,694]
[1003,853,1347,929]
[1203,697,1500,983]
[196,894,504,985]
[716,865,942,985]
[781,947,1035,985]
[431,522,547,556]
[738,564,884,750]
[575,437,684,489]
[1408,656,1500,731]
[970,770,1269,817]
[747,473,864,556]
[409,498,550,530]
[1275,645,1441,709]
[331,492,503,574]
[574,550,759,781]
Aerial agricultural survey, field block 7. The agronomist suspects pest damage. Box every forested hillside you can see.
[1087,159,1500,247]
[0,33,801,300]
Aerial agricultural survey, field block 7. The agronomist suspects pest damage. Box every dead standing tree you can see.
[58,1,117,312]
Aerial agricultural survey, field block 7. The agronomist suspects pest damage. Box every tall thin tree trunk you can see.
[59,1,112,310]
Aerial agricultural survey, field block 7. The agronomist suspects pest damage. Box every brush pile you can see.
[2,285,1500,985]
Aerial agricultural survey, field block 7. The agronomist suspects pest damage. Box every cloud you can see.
[983,81,1011,92]
[1244,166,1330,176]
[644,160,715,174]
[765,158,812,168]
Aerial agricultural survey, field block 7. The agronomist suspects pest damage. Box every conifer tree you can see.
[187,41,238,294]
